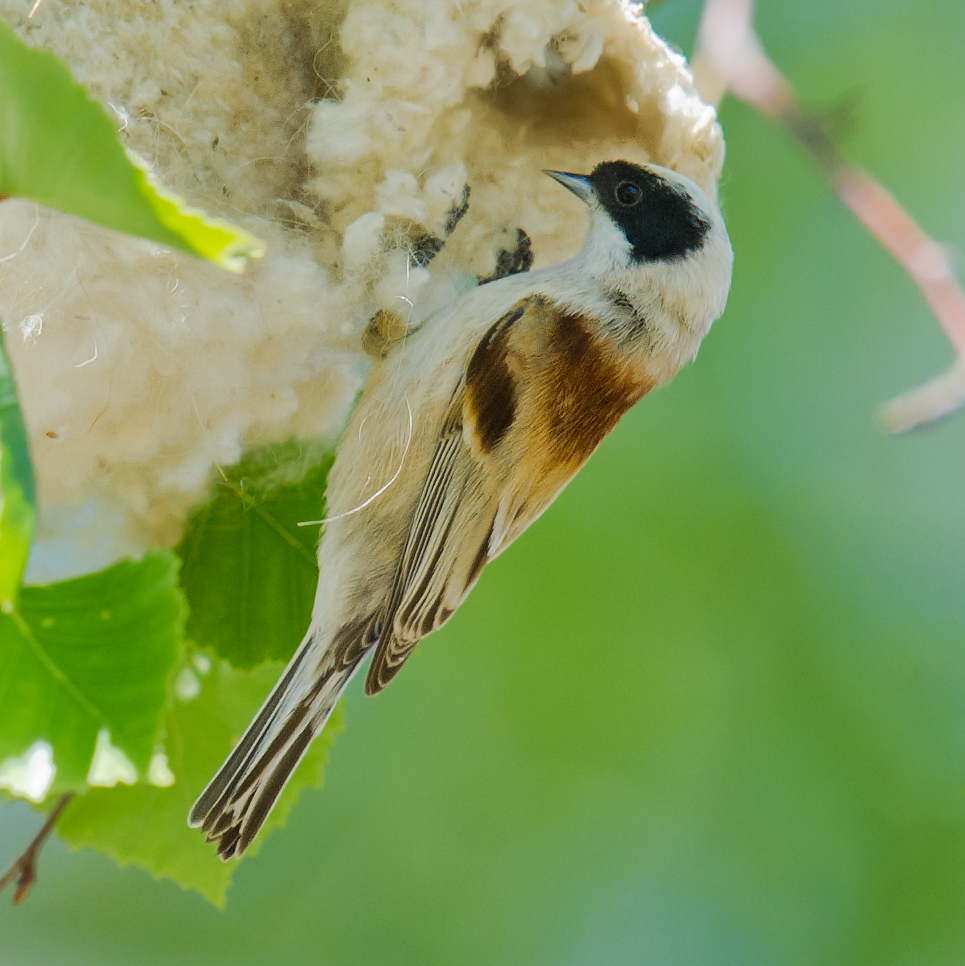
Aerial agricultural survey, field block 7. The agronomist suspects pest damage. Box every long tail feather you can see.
[189,618,375,860]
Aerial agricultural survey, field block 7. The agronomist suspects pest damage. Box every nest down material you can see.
[0,0,724,581]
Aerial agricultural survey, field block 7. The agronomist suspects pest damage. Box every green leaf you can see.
[0,18,265,272]
[58,658,341,907]
[177,442,333,669]
[0,325,34,606]
[0,553,184,791]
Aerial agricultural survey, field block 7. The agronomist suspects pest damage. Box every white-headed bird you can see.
[190,160,733,859]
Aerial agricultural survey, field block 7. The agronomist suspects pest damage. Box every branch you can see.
[0,793,73,904]
[692,0,965,432]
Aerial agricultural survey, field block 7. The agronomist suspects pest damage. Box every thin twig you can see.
[0,793,74,905]
[693,0,965,432]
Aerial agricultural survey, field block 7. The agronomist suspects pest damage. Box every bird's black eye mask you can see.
[590,160,711,263]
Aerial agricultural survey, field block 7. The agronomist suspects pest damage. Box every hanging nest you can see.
[0,0,724,577]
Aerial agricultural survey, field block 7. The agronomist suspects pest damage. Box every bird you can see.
[189,159,734,859]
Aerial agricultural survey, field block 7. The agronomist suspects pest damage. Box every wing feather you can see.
[363,299,533,694]
[364,295,646,694]
[364,392,483,693]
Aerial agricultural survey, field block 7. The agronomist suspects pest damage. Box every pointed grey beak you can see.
[543,170,594,204]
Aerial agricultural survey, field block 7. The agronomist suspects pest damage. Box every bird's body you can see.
[190,161,733,858]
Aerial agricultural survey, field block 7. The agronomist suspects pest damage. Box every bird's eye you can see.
[615,181,642,206]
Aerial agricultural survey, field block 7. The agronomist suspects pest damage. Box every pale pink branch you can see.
[836,172,965,356]
[694,0,791,114]
[694,0,965,431]
[879,359,965,433]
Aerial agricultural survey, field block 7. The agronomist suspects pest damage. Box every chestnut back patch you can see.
[543,312,649,468]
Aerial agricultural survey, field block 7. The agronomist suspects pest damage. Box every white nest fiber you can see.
[0,0,724,581]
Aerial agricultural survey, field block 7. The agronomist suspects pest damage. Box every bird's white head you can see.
[545,160,733,332]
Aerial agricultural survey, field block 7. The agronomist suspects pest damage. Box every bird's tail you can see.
[188,617,376,860]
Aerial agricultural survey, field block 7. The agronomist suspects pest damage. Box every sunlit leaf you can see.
[0,18,264,272]
[0,325,34,607]
[177,442,333,669]
[58,658,341,906]
[0,553,184,791]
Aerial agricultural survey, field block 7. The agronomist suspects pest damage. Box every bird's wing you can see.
[484,297,651,555]
[363,298,530,694]
[364,295,648,695]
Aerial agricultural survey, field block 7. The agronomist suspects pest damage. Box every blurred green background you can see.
[3,0,965,962]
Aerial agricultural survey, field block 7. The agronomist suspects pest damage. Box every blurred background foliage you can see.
[3,0,965,962]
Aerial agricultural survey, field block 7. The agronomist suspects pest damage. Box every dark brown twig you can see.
[0,793,73,904]
[692,0,965,431]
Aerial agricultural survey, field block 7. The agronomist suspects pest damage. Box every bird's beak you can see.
[543,170,594,204]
